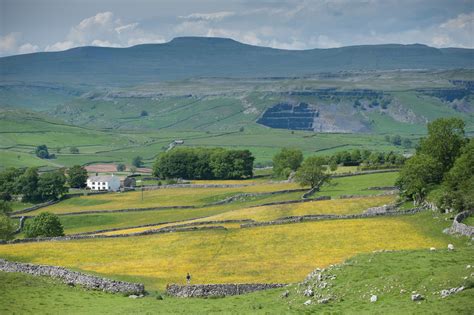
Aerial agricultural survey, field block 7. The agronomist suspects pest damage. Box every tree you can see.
[16,168,40,202]
[69,146,79,154]
[418,118,466,173]
[0,168,24,201]
[402,138,412,149]
[116,163,126,172]
[37,170,67,201]
[130,166,137,174]
[0,201,14,240]
[140,110,148,117]
[396,154,443,204]
[295,156,331,191]
[391,135,402,146]
[67,165,88,188]
[0,200,12,215]
[35,145,50,159]
[272,148,304,177]
[132,156,144,168]
[435,140,474,212]
[24,212,64,238]
[0,214,15,241]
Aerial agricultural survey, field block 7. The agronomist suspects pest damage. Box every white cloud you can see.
[45,41,75,52]
[0,33,20,55]
[180,11,235,21]
[18,43,39,54]
[0,32,40,56]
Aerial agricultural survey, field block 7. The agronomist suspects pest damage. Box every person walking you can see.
[186,272,191,285]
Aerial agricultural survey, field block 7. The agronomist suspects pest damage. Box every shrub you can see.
[116,163,126,172]
[24,212,64,238]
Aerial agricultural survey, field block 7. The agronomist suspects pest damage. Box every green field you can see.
[1,212,472,314]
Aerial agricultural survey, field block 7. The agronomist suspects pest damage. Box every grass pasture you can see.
[0,212,448,290]
[100,195,396,236]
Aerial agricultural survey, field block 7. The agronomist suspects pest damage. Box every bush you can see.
[0,214,15,241]
[132,156,144,168]
[35,145,50,159]
[69,147,79,154]
[116,163,126,172]
[24,212,64,238]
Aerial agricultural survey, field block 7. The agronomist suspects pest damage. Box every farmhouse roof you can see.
[88,175,118,182]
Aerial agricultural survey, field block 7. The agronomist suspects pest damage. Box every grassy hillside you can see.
[1,38,473,85]
[0,213,448,290]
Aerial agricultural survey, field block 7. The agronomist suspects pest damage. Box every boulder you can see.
[304,299,312,306]
[411,294,424,301]
[447,244,455,251]
[370,295,378,303]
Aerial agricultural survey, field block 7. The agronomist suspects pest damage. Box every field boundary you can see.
[240,207,425,228]
[0,258,145,295]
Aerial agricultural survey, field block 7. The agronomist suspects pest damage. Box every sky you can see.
[0,0,473,56]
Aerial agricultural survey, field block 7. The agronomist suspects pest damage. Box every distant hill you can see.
[1,37,473,86]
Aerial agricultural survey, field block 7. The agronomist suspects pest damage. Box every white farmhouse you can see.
[86,175,121,192]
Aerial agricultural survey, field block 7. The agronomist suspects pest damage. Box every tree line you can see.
[272,148,406,179]
[0,165,89,203]
[153,147,254,180]
[396,117,472,212]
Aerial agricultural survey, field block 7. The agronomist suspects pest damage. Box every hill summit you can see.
[0,36,473,85]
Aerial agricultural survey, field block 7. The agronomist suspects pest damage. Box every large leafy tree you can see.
[272,148,303,178]
[435,140,474,212]
[418,118,466,173]
[16,168,40,202]
[24,212,64,238]
[396,154,443,204]
[35,144,50,159]
[0,168,24,201]
[295,156,331,191]
[0,201,15,240]
[67,165,88,188]
[38,171,67,201]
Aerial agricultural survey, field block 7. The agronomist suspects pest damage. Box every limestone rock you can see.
[447,244,454,251]
[370,295,378,302]
[304,299,312,306]
[411,294,424,301]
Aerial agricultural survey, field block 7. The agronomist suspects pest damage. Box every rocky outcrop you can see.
[0,259,144,295]
[166,283,286,297]
[445,210,474,237]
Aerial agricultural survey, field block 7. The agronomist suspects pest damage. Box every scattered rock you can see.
[370,295,378,302]
[318,298,330,304]
[411,294,424,301]
[467,265,471,269]
[304,299,312,306]
[447,244,455,251]
[129,295,139,299]
[281,290,289,298]
[441,286,464,298]
[400,289,406,294]
[318,282,327,289]
[429,247,436,251]
[303,288,314,297]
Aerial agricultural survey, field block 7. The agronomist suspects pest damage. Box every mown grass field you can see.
[0,212,448,290]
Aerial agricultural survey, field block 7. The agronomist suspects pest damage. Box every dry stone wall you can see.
[0,259,144,295]
[446,211,474,237]
[166,283,286,297]
[1,225,226,245]
[240,208,424,228]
